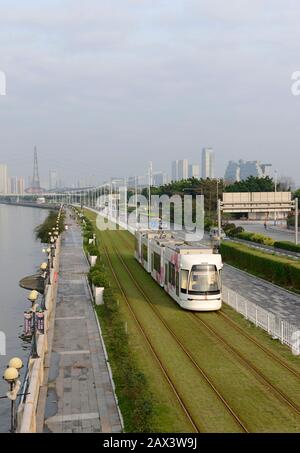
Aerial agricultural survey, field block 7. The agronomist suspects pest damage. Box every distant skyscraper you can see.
[0,164,8,194]
[224,161,240,182]
[171,160,179,181]
[17,177,25,194]
[49,170,59,190]
[178,159,189,180]
[9,176,17,194]
[188,164,200,179]
[8,176,25,194]
[153,172,167,187]
[224,160,272,182]
[202,148,214,179]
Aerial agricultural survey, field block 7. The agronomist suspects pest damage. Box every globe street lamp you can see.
[27,290,39,359]
[3,358,22,433]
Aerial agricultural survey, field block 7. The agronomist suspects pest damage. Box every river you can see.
[0,204,48,433]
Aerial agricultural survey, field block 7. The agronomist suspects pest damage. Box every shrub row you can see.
[35,210,65,243]
[220,241,300,292]
[274,241,300,254]
[222,223,244,237]
[236,231,275,246]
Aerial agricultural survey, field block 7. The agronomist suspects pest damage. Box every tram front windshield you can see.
[188,265,220,295]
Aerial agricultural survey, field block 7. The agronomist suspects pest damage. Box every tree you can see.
[225,176,275,193]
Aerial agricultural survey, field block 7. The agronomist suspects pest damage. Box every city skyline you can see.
[0,2,300,185]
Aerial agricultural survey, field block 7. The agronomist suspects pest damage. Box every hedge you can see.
[274,241,300,254]
[220,241,300,292]
[236,231,274,246]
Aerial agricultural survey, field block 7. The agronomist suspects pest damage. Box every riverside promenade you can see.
[36,215,122,433]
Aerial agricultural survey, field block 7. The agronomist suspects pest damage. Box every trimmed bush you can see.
[236,231,274,246]
[220,241,300,291]
[223,223,244,237]
[274,241,300,254]
[87,244,98,256]
[91,271,108,288]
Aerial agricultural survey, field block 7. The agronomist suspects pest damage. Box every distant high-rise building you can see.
[202,148,214,179]
[224,160,272,182]
[178,159,189,180]
[171,160,179,181]
[224,161,240,182]
[8,176,25,194]
[49,170,59,190]
[17,177,25,194]
[0,164,8,194]
[188,164,200,179]
[9,176,17,194]
[153,172,167,187]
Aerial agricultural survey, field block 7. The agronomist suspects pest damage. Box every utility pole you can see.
[296,198,299,245]
[148,162,153,229]
[274,170,277,226]
[217,199,221,241]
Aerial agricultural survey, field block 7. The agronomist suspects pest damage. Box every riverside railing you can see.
[16,236,61,432]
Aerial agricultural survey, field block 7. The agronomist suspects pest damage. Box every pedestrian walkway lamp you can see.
[40,262,48,309]
[3,357,23,433]
[46,247,51,280]
[50,237,55,265]
[27,290,39,359]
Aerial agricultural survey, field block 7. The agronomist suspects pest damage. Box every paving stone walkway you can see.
[42,215,122,433]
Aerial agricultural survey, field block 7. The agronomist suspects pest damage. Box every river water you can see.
[0,204,48,433]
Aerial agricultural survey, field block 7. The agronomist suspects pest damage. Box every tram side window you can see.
[142,244,148,262]
[153,252,161,273]
[165,264,168,285]
[181,269,189,294]
[176,272,179,296]
[168,263,175,286]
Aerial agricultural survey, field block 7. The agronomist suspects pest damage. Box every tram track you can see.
[217,311,300,380]
[104,231,250,433]
[119,229,300,381]
[100,232,201,433]
[190,313,300,417]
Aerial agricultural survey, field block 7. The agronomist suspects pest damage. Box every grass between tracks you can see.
[84,210,300,433]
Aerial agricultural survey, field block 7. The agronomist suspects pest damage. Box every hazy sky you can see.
[0,0,300,186]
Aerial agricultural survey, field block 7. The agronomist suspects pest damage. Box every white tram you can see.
[135,230,223,311]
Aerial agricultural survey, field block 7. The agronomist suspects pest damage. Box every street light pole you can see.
[27,290,40,359]
[3,363,21,433]
[295,198,299,245]
[274,170,277,226]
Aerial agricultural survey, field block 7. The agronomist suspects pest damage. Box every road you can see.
[223,264,300,328]
[234,221,296,243]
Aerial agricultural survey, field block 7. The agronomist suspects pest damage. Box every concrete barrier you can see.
[18,237,61,433]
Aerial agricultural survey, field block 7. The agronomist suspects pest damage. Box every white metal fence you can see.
[223,285,300,355]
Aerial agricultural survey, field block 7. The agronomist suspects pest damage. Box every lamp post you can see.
[50,238,55,267]
[27,290,39,359]
[46,247,51,281]
[274,170,277,226]
[40,262,48,309]
[3,357,23,433]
